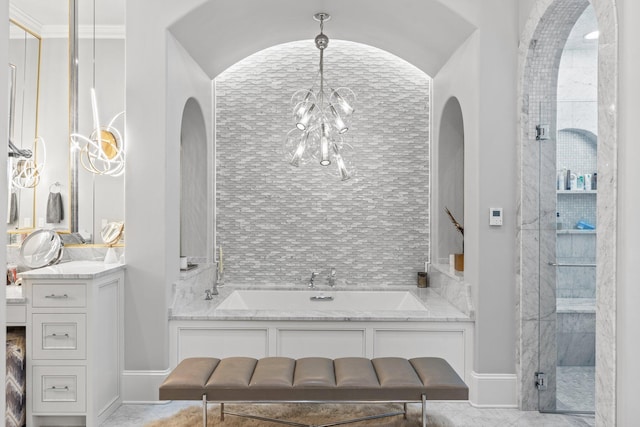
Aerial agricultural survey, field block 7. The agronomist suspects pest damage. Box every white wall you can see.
[474,1,519,375]
[616,0,640,424]
[1,0,9,419]
[124,0,209,371]
[432,35,479,270]
[433,0,519,381]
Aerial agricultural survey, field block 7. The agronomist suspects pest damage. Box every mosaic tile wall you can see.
[556,134,597,231]
[215,40,430,286]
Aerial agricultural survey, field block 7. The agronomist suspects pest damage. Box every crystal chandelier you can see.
[283,13,356,181]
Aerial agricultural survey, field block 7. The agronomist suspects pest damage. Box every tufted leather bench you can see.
[159,356,468,427]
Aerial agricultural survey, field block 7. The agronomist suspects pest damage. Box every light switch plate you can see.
[490,208,503,226]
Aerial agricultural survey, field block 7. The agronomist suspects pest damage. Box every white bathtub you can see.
[216,289,428,312]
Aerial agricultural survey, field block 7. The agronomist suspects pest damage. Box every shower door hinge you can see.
[535,372,548,390]
[536,124,550,140]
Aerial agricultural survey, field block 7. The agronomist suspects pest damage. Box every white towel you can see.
[7,192,18,224]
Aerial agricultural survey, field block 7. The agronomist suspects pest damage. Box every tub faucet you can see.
[204,287,217,300]
[205,279,219,300]
[308,272,318,289]
[328,267,337,287]
[204,262,222,300]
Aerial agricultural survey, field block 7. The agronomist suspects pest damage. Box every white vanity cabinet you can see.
[20,261,125,427]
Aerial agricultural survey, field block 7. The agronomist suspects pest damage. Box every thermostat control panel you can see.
[489,208,503,226]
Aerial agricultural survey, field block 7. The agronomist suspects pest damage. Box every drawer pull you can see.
[46,333,71,338]
[46,386,70,391]
[45,294,69,299]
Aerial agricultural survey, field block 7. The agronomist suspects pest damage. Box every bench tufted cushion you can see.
[159,357,220,400]
[160,356,468,402]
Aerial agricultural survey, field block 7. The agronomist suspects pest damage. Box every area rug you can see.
[145,403,454,426]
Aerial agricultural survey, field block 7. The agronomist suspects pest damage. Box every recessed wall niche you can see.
[215,40,431,286]
[436,96,464,263]
[180,98,208,259]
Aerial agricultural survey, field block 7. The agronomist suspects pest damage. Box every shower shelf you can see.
[557,190,597,194]
[556,229,596,234]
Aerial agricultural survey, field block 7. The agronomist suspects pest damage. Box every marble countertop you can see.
[6,284,25,304]
[170,269,472,322]
[18,260,125,280]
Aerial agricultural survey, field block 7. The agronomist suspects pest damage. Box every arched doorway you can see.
[517,0,617,422]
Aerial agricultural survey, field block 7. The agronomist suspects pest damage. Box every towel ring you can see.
[49,182,61,193]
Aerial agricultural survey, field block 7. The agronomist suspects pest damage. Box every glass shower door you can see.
[552,127,597,413]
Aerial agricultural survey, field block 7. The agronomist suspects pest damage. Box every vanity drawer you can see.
[6,304,26,324]
[32,283,87,308]
[32,313,86,360]
[32,365,86,413]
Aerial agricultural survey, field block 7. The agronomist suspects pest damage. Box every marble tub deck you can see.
[170,266,473,322]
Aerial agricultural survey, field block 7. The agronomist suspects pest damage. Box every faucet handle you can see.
[308,271,317,288]
[328,267,337,287]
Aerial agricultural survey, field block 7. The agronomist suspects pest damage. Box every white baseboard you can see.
[468,371,518,408]
[122,369,171,403]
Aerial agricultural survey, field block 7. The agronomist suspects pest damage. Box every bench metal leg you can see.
[202,394,207,427]
[422,393,427,427]
[221,402,225,421]
[403,402,408,419]
[222,403,406,427]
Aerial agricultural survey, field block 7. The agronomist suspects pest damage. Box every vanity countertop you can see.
[18,260,125,280]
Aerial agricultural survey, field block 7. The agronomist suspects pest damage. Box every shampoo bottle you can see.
[584,173,592,191]
[569,173,577,191]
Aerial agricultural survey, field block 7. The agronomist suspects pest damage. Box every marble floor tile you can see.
[100,401,595,427]
[557,365,595,412]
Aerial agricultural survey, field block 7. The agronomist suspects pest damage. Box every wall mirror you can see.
[7,19,42,232]
[8,0,125,247]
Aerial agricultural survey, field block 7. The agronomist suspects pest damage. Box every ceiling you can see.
[564,4,598,51]
[169,0,476,79]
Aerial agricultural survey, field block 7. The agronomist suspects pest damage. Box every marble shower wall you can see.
[215,41,430,287]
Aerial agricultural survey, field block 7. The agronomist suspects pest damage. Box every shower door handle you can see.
[548,262,596,267]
